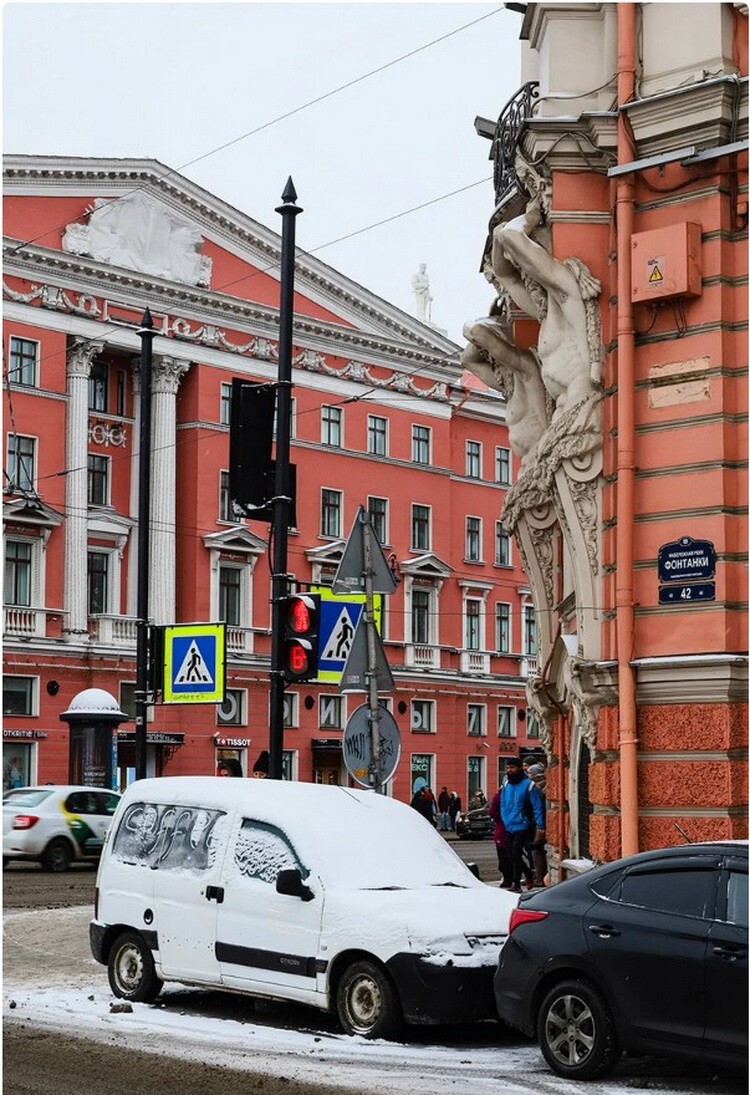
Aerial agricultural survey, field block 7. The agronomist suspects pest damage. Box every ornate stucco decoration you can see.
[3,278,101,317]
[562,655,619,757]
[62,191,213,287]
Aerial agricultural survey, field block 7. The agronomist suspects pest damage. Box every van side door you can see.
[217,817,324,998]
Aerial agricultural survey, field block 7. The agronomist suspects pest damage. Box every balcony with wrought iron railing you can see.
[479,81,540,208]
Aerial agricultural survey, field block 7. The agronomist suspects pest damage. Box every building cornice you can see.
[521,112,618,173]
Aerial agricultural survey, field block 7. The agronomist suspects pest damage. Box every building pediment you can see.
[305,541,346,565]
[399,553,453,579]
[3,494,63,529]
[203,526,267,557]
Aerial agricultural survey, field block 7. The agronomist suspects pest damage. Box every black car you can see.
[494,841,748,1080]
[455,804,494,840]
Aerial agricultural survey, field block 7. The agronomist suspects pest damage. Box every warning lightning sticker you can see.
[647,256,665,287]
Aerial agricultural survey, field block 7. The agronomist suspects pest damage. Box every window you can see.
[4,746,32,792]
[523,605,537,656]
[219,565,242,626]
[88,360,108,412]
[726,871,748,928]
[467,704,486,737]
[468,756,486,802]
[466,440,482,478]
[618,867,717,920]
[412,424,431,464]
[88,454,109,506]
[4,540,32,605]
[495,446,511,485]
[367,415,388,456]
[495,522,511,566]
[527,712,540,738]
[321,489,342,538]
[495,603,511,653]
[3,676,35,716]
[465,598,481,650]
[112,802,226,871]
[368,496,388,545]
[217,689,246,726]
[116,370,127,417]
[234,819,307,885]
[321,405,342,447]
[466,516,482,562]
[283,693,298,728]
[411,588,431,645]
[220,382,232,426]
[411,504,430,551]
[87,551,109,615]
[498,707,516,738]
[6,434,35,492]
[8,337,37,386]
[319,695,343,729]
[411,699,435,734]
[411,754,435,792]
[219,471,233,522]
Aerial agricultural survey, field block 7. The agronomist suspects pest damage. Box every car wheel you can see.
[108,931,163,1004]
[41,838,73,872]
[537,978,620,1080]
[336,959,402,1040]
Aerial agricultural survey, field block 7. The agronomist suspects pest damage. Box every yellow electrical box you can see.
[631,222,702,302]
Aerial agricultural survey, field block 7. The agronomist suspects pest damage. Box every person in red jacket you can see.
[488,790,512,888]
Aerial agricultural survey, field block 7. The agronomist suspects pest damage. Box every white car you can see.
[3,785,121,871]
[92,777,518,1038]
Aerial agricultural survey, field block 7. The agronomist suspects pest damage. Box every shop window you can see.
[3,744,32,791]
[3,676,36,716]
[8,336,38,386]
[410,753,434,793]
[467,755,486,802]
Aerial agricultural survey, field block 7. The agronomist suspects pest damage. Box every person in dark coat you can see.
[499,756,545,892]
[437,786,451,831]
[410,781,437,826]
[252,750,270,778]
[526,762,548,886]
[448,792,461,831]
[488,788,512,887]
[217,757,243,777]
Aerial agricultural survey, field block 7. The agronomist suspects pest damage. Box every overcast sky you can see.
[3,3,523,344]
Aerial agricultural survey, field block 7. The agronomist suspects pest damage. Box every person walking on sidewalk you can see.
[437,786,451,831]
[499,756,545,893]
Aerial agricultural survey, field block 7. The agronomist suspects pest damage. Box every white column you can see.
[63,339,103,640]
[149,356,190,625]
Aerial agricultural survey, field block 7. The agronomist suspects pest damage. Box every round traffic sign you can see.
[342,704,401,788]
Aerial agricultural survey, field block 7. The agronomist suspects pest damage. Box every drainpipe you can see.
[615,3,639,856]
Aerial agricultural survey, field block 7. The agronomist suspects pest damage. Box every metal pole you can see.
[269,179,302,781]
[135,309,154,781]
[361,511,383,794]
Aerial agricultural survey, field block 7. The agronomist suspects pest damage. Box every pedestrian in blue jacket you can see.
[499,756,545,892]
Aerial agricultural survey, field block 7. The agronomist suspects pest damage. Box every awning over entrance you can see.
[311,738,343,751]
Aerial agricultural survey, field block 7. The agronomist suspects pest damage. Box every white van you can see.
[91,777,517,1038]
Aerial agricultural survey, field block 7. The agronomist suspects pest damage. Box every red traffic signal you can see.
[283,593,320,682]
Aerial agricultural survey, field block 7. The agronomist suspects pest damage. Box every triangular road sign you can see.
[333,505,397,596]
[339,616,395,693]
[175,640,214,685]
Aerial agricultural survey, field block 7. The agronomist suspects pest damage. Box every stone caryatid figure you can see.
[411,263,432,323]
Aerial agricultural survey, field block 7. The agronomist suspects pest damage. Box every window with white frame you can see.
[321,489,342,538]
[88,454,109,506]
[6,434,36,493]
[368,496,388,545]
[498,706,516,738]
[219,564,245,626]
[116,370,127,417]
[411,699,435,734]
[527,711,540,738]
[466,440,482,478]
[321,405,342,447]
[87,550,110,615]
[464,597,482,650]
[410,587,431,645]
[465,516,482,562]
[319,695,344,729]
[467,755,486,801]
[367,415,388,456]
[220,382,232,426]
[495,602,511,653]
[283,692,298,728]
[411,504,430,551]
[495,446,511,485]
[219,470,231,522]
[411,424,431,464]
[495,521,511,566]
[3,675,37,716]
[411,753,435,793]
[467,704,486,737]
[88,360,108,412]
[8,337,38,387]
[523,604,538,656]
[217,688,247,726]
[4,539,33,606]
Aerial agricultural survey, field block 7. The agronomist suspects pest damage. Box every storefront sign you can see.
[118,732,185,745]
[658,536,715,583]
[3,729,48,740]
[213,736,250,748]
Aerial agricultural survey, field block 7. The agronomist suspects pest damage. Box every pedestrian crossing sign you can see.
[311,586,382,684]
[163,623,226,704]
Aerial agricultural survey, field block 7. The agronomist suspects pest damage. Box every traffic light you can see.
[282,593,320,682]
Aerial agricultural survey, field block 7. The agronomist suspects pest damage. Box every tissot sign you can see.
[658,536,716,583]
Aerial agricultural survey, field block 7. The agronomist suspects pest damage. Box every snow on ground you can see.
[3,907,745,1095]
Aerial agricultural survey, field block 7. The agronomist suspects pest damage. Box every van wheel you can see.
[41,838,73,872]
[537,978,620,1080]
[336,959,402,1040]
[108,931,163,1004]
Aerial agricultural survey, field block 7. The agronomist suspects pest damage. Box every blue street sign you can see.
[658,582,716,605]
[163,623,225,703]
[658,536,716,583]
[311,586,382,684]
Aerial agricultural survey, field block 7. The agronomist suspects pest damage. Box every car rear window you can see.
[3,789,53,807]
[112,802,228,871]
[618,867,716,920]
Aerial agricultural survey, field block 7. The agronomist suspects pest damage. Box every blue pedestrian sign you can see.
[163,623,226,704]
[311,586,382,684]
